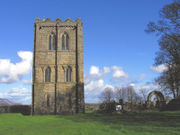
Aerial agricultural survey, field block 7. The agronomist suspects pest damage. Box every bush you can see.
[98,100,116,113]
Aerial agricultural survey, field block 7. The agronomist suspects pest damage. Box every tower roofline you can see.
[35,18,82,24]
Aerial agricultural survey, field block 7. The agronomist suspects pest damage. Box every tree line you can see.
[99,86,149,104]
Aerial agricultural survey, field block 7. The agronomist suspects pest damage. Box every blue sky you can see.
[0,0,171,104]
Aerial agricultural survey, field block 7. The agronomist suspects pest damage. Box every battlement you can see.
[35,18,82,24]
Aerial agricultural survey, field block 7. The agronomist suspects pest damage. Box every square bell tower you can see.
[32,18,84,115]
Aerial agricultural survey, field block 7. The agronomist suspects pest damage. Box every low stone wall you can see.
[0,106,9,113]
[165,97,180,111]
[85,103,100,111]
[0,105,31,115]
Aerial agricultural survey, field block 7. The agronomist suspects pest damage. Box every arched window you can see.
[66,35,69,50]
[52,35,56,50]
[66,66,72,82]
[49,35,51,50]
[62,34,65,50]
[49,33,56,50]
[62,33,69,50]
[45,67,51,82]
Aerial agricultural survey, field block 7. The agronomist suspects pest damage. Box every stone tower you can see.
[32,18,84,115]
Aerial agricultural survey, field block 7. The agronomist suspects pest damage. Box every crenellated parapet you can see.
[35,17,82,26]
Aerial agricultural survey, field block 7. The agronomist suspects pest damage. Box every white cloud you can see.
[90,66,99,75]
[85,79,114,103]
[85,79,105,103]
[113,70,127,78]
[85,65,111,81]
[150,64,167,73]
[130,83,135,87]
[85,65,128,103]
[0,87,31,104]
[112,66,128,81]
[0,51,32,83]
[23,80,32,85]
[85,79,104,92]
[104,67,111,73]
[84,65,156,103]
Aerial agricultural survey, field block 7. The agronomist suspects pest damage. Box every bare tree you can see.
[114,87,127,102]
[127,86,136,103]
[99,87,114,103]
[126,86,142,103]
[145,1,180,98]
[115,86,142,103]
[133,94,142,103]
[139,88,149,102]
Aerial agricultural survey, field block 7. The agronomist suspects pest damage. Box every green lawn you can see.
[0,111,180,135]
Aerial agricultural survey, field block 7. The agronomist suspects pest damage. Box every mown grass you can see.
[0,111,180,135]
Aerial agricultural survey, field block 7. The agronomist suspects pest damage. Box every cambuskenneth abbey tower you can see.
[32,18,84,115]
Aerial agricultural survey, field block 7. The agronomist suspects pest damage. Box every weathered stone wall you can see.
[0,105,31,115]
[32,18,84,115]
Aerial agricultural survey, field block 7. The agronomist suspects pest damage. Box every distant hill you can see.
[0,98,21,106]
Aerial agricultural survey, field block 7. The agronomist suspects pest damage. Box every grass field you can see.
[0,111,180,135]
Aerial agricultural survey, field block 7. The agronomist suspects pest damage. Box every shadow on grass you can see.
[57,111,180,130]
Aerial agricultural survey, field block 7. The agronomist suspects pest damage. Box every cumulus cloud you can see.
[87,65,111,80]
[85,65,128,83]
[104,67,111,73]
[0,51,32,83]
[90,66,99,75]
[85,79,104,92]
[0,87,31,104]
[85,79,114,103]
[84,65,128,103]
[84,65,151,103]
[129,83,135,87]
[150,64,167,73]
[112,66,128,80]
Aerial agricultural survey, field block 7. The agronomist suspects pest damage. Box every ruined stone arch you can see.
[147,91,165,102]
